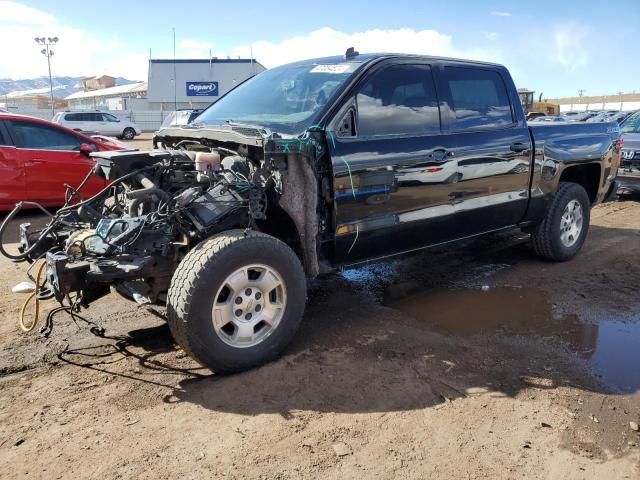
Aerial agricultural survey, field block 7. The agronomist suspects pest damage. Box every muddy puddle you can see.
[381,285,640,393]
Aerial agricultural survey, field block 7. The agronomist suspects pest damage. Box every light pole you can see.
[618,91,624,111]
[577,89,585,112]
[34,36,58,118]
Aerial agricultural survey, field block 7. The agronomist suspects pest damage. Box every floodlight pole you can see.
[34,37,58,118]
[618,91,624,111]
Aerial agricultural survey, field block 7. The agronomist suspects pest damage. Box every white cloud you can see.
[550,23,590,71]
[483,31,499,41]
[0,1,148,81]
[490,11,512,17]
[0,3,502,86]
[1,1,57,25]
[231,26,500,68]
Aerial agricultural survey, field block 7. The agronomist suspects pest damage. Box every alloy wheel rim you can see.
[560,199,583,248]
[212,264,287,348]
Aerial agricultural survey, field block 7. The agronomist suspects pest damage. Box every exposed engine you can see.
[1,146,277,312]
[0,120,334,340]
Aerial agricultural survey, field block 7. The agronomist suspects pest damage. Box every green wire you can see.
[328,131,336,149]
[338,156,356,199]
[347,224,359,255]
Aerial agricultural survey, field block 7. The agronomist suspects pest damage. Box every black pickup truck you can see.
[2,52,622,373]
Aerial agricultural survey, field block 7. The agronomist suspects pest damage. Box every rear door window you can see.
[10,120,82,151]
[355,64,440,137]
[65,113,82,121]
[442,67,513,130]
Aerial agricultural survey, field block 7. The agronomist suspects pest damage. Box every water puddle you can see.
[383,286,640,393]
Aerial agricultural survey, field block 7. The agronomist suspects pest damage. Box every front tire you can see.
[167,230,306,373]
[531,182,591,261]
[122,127,136,140]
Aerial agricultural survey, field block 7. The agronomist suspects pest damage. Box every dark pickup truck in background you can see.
[2,52,622,373]
[617,110,640,194]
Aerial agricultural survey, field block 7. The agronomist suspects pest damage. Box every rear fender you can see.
[524,133,616,222]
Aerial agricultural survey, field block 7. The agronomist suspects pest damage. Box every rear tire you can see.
[531,182,591,261]
[167,230,306,373]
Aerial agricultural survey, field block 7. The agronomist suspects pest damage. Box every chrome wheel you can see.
[560,199,583,247]
[212,264,287,348]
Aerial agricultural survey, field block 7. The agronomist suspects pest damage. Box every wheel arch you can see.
[558,162,602,204]
[254,205,305,267]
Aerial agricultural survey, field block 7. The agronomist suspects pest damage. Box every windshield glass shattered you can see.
[193,59,363,134]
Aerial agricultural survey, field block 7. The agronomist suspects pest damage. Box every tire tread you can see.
[166,229,305,373]
[531,181,590,261]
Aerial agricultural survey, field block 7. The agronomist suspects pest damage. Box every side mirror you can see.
[80,143,96,156]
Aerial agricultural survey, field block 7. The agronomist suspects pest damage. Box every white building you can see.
[65,82,148,110]
[65,58,265,112]
[62,57,266,130]
[146,58,265,110]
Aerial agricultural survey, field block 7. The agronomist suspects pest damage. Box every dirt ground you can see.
[1,198,639,479]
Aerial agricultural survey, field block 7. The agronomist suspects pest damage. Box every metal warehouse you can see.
[65,57,266,112]
[147,58,265,110]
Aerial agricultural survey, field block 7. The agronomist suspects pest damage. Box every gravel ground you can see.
[0,199,639,479]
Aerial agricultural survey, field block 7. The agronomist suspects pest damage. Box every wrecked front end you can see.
[1,124,331,335]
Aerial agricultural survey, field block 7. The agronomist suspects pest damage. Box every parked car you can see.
[617,110,640,194]
[586,112,610,123]
[0,112,126,211]
[52,111,141,140]
[608,112,631,124]
[565,112,599,122]
[153,109,203,148]
[586,111,629,124]
[161,109,203,128]
[529,116,566,123]
[4,53,621,374]
[89,134,136,150]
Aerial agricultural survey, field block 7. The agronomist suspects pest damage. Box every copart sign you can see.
[186,81,219,96]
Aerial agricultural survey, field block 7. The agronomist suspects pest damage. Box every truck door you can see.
[0,121,25,210]
[434,65,532,234]
[328,61,459,263]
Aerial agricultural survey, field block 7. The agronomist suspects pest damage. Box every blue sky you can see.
[1,0,638,97]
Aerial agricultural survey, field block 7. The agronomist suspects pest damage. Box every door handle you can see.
[25,159,45,166]
[510,142,529,153]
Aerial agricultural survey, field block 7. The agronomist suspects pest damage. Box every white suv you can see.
[53,111,141,140]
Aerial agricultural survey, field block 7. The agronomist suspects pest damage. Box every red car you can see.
[0,112,128,211]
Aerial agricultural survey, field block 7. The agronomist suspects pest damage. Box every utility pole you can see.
[173,28,177,112]
[618,91,624,111]
[34,36,58,118]
[577,89,585,112]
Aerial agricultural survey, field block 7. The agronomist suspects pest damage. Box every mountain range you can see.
[0,76,138,99]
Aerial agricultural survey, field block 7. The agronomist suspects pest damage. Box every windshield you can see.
[193,60,363,134]
[621,111,640,133]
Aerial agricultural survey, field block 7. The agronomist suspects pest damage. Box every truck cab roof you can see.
[287,52,504,69]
